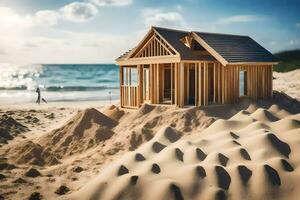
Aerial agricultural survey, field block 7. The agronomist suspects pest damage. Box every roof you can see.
[193,31,277,63]
[117,26,277,65]
[153,27,216,61]
[117,47,136,60]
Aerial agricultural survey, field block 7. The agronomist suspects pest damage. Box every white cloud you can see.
[218,15,265,25]
[0,7,34,35]
[289,39,300,46]
[89,0,132,6]
[143,8,187,29]
[296,22,300,28]
[34,10,60,26]
[61,2,98,22]
[0,6,133,63]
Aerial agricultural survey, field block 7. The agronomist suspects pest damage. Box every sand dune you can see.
[273,69,300,100]
[0,114,29,144]
[0,102,215,200]
[0,92,299,200]
[66,98,300,200]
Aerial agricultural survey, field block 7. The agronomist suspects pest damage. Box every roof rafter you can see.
[191,32,229,66]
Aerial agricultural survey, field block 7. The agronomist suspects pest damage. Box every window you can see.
[239,70,247,96]
[122,67,138,86]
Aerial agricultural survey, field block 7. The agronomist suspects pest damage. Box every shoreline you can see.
[0,100,120,109]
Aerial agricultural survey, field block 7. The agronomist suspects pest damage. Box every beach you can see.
[0,69,299,200]
[0,0,299,198]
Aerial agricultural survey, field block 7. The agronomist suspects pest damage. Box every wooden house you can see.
[116,26,278,108]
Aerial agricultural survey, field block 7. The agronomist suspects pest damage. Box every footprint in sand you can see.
[218,153,229,167]
[264,164,281,186]
[232,140,241,146]
[196,148,207,161]
[135,153,146,161]
[164,127,181,143]
[151,163,161,174]
[280,159,294,172]
[196,166,206,178]
[215,189,226,200]
[237,165,252,185]
[118,165,129,176]
[170,184,184,200]
[267,133,291,158]
[152,142,166,153]
[175,148,184,162]
[130,176,138,185]
[215,166,231,190]
[239,148,251,160]
[229,131,239,139]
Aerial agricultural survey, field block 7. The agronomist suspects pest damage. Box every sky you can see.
[0,0,299,63]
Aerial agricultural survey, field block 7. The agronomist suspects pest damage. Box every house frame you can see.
[116,27,278,108]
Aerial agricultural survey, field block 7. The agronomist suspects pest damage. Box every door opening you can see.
[239,70,247,96]
[143,66,150,102]
[208,66,214,103]
[163,66,172,103]
[188,67,195,105]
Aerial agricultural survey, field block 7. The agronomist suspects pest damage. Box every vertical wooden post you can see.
[213,63,216,104]
[218,63,220,104]
[195,63,198,106]
[271,65,273,98]
[119,66,123,107]
[156,64,160,103]
[222,65,225,104]
[175,63,178,106]
[150,64,153,103]
[138,65,143,107]
[180,62,185,107]
[199,62,202,106]
[203,63,206,105]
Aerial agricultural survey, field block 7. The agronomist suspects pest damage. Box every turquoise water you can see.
[0,64,120,104]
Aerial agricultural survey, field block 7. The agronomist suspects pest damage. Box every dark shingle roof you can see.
[153,27,216,61]
[193,32,277,63]
[117,47,136,60]
[117,27,277,64]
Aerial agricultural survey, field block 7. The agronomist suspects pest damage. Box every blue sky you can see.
[0,0,299,63]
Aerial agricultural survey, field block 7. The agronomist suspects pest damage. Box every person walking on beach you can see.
[36,87,48,104]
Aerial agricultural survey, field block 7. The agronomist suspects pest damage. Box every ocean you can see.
[0,63,120,104]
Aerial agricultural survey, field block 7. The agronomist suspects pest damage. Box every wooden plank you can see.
[154,37,174,55]
[218,63,221,103]
[228,62,278,65]
[153,30,179,55]
[180,62,185,107]
[191,32,228,66]
[213,63,216,103]
[203,63,206,105]
[155,64,159,103]
[119,66,123,107]
[187,63,189,104]
[134,34,156,58]
[195,63,198,106]
[271,65,273,97]
[138,65,143,106]
[116,55,180,66]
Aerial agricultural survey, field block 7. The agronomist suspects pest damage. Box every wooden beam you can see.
[227,62,278,66]
[179,62,185,107]
[154,37,174,55]
[191,32,229,66]
[116,55,180,66]
[153,29,179,55]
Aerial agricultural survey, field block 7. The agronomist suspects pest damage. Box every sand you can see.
[0,82,299,199]
[273,69,300,100]
[0,101,214,199]
[65,94,300,200]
